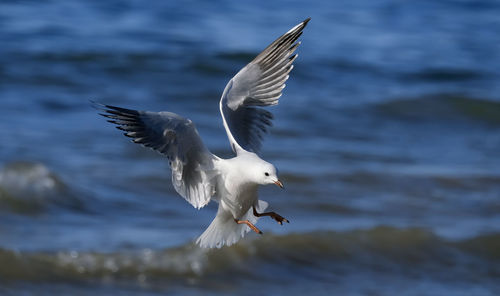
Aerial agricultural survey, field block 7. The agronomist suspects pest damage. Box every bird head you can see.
[255,160,284,189]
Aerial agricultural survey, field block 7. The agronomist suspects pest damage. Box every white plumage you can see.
[94,18,310,248]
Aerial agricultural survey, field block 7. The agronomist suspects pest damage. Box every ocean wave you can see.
[1,227,498,282]
[26,51,168,64]
[374,94,500,124]
[402,68,483,82]
[216,51,257,62]
[0,162,85,214]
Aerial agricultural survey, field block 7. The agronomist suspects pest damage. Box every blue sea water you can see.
[1,0,500,295]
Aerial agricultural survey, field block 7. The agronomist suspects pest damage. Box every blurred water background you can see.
[1,0,500,295]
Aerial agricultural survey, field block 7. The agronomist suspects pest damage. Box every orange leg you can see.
[234,219,263,234]
[253,206,289,225]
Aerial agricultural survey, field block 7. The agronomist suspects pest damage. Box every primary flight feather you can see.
[94,18,310,248]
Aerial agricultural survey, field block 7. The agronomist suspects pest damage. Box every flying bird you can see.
[93,18,310,248]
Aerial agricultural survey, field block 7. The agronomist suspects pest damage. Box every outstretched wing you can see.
[94,102,218,209]
[219,18,310,154]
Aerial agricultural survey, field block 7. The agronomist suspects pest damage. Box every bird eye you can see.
[264,172,269,176]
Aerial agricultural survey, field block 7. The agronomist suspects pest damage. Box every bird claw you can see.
[252,207,289,226]
[271,213,289,225]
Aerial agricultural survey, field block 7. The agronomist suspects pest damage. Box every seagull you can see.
[93,18,310,248]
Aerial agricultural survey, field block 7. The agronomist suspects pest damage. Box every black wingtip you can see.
[89,99,99,109]
[89,99,102,110]
[303,17,311,25]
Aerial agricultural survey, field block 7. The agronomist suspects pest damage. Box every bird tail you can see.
[196,200,268,248]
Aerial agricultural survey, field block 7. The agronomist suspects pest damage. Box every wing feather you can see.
[94,102,218,209]
[219,18,310,153]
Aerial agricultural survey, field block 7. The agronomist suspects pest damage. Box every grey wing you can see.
[95,103,218,209]
[219,18,310,154]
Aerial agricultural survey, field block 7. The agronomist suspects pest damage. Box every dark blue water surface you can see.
[1,1,500,295]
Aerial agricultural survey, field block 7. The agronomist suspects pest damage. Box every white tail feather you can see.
[196,200,268,248]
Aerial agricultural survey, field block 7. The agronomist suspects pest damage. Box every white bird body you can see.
[215,153,260,217]
[195,151,274,247]
[94,18,309,248]
[216,151,275,215]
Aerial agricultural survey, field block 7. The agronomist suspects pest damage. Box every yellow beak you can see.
[274,179,284,189]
